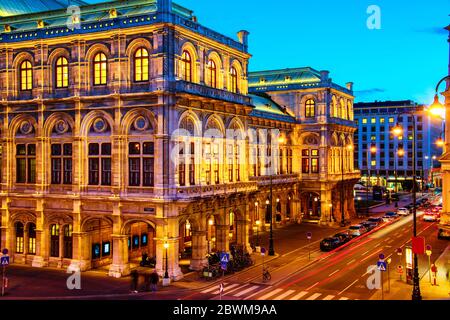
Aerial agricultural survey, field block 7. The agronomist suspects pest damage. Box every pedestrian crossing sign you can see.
[377,260,387,271]
[220,253,230,263]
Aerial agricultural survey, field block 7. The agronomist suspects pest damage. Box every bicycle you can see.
[262,267,271,282]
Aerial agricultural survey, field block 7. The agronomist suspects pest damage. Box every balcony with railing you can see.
[248,173,299,186]
[175,181,258,199]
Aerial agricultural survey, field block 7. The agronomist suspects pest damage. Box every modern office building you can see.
[354,100,443,191]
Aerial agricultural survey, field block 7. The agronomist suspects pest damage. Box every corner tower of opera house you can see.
[0,0,359,279]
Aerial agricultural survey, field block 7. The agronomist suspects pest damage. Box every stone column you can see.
[69,201,90,271]
[189,230,207,271]
[0,198,11,256]
[155,216,183,281]
[236,206,252,253]
[108,205,130,278]
[32,200,48,268]
[215,224,230,253]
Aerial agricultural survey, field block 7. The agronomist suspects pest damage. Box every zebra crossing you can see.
[200,282,353,301]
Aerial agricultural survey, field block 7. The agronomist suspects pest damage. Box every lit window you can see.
[134,48,149,82]
[380,118,385,124]
[305,99,315,118]
[15,222,24,254]
[371,118,376,124]
[362,118,367,124]
[20,60,33,91]
[55,57,69,88]
[181,50,192,82]
[93,52,107,85]
[389,118,394,123]
[371,136,376,141]
[371,160,376,166]
[230,66,238,93]
[206,59,217,88]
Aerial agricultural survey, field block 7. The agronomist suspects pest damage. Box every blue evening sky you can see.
[93,0,450,104]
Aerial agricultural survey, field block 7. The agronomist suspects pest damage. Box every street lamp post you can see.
[366,146,377,216]
[340,143,353,226]
[392,116,421,300]
[163,239,169,280]
[395,149,404,208]
[255,219,261,247]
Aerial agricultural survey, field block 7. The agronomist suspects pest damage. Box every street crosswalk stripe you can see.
[233,285,260,297]
[306,293,322,300]
[212,283,241,295]
[323,295,335,300]
[272,290,295,300]
[289,291,308,300]
[201,283,228,294]
[339,297,349,300]
[257,288,283,300]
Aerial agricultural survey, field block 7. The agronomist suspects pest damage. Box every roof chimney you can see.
[320,70,329,81]
[237,30,250,47]
[346,82,354,91]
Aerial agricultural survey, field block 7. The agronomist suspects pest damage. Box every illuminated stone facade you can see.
[0,0,358,280]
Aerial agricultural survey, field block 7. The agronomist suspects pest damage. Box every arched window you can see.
[305,99,315,118]
[181,50,192,82]
[206,59,217,88]
[88,118,112,186]
[230,66,238,93]
[28,223,36,255]
[179,117,196,186]
[20,60,33,91]
[50,224,60,257]
[93,52,107,85]
[55,57,69,88]
[63,225,73,259]
[15,222,24,253]
[340,99,347,119]
[134,48,149,82]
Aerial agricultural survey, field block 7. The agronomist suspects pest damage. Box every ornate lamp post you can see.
[392,119,421,300]
[340,143,353,226]
[163,238,169,280]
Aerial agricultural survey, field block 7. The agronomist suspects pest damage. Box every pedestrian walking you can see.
[150,270,159,292]
[431,263,438,286]
[130,269,139,293]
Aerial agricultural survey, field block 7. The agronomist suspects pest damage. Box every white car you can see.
[348,225,368,237]
[397,208,410,216]
[423,213,438,222]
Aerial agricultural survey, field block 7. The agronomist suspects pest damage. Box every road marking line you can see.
[338,279,359,296]
[289,291,308,300]
[306,281,320,291]
[374,243,381,248]
[346,259,356,266]
[202,283,228,293]
[245,287,270,300]
[361,250,370,256]
[323,295,335,300]
[339,297,350,300]
[329,269,340,277]
[306,293,321,300]
[233,285,260,297]
[257,288,283,300]
[272,290,296,300]
[212,283,241,295]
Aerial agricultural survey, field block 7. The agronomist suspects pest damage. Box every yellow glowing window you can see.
[206,59,217,88]
[380,118,385,124]
[20,60,33,91]
[362,118,367,124]
[230,66,238,93]
[305,99,315,118]
[398,136,403,140]
[408,135,413,140]
[55,56,69,88]
[181,50,192,82]
[93,52,107,85]
[371,160,376,166]
[389,118,394,123]
[28,237,36,254]
[134,48,149,82]
[371,136,376,141]
[371,118,376,124]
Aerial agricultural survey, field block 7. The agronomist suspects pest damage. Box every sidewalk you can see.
[370,244,450,300]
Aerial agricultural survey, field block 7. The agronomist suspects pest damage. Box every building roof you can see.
[0,0,89,17]
[248,67,353,96]
[249,93,296,123]
[354,100,417,108]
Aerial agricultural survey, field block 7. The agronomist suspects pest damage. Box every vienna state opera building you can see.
[0,0,360,280]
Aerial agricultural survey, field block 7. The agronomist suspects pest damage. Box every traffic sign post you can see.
[261,247,266,281]
[396,247,404,282]
[377,253,386,300]
[306,232,312,260]
[426,245,432,284]
[1,249,9,297]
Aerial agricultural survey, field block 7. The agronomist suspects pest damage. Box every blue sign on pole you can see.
[0,256,9,266]
[220,253,230,270]
[377,260,387,271]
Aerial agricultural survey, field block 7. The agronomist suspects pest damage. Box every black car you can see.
[367,217,383,225]
[361,221,377,231]
[334,232,351,244]
[320,237,342,252]
[385,211,398,218]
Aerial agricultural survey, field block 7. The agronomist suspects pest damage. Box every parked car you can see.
[382,211,398,222]
[367,217,383,226]
[334,232,352,244]
[361,221,377,231]
[385,211,398,218]
[348,224,368,237]
[320,237,342,252]
[397,208,410,216]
